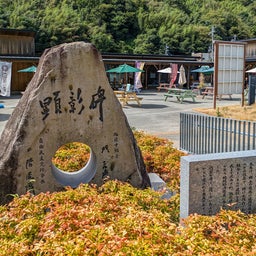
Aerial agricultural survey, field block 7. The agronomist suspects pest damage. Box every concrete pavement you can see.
[0,90,242,149]
[122,90,241,148]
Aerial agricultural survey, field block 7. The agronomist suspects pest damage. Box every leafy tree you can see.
[1,0,256,55]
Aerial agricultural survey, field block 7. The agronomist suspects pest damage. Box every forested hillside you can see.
[1,0,256,55]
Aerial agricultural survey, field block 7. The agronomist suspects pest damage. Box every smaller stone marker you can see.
[180,150,256,219]
[148,173,173,199]
[148,173,166,191]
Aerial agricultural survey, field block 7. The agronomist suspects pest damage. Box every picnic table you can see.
[156,83,177,91]
[156,83,169,91]
[202,87,232,100]
[114,91,143,106]
[164,88,196,103]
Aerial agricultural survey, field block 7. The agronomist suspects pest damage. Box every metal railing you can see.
[180,113,256,154]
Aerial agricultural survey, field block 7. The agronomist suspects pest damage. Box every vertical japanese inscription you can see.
[197,161,255,215]
[222,165,227,205]
[89,86,106,122]
[68,87,85,114]
[113,132,119,159]
[228,164,234,204]
[39,90,61,120]
[25,157,35,194]
[102,161,108,179]
[201,168,206,212]
[208,166,213,215]
[248,162,253,212]
[39,138,46,185]
[39,96,52,121]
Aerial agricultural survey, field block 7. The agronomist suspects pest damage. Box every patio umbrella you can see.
[178,65,186,86]
[157,67,172,73]
[246,67,256,73]
[191,65,210,73]
[106,64,144,74]
[106,64,144,84]
[201,67,214,75]
[158,66,180,87]
[18,65,37,73]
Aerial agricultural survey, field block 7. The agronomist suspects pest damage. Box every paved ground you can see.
[122,90,242,148]
[0,90,242,149]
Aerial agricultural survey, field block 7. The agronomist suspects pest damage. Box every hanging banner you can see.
[170,63,178,86]
[134,61,145,90]
[0,61,12,97]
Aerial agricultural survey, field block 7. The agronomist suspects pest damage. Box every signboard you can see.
[0,61,12,97]
[248,75,256,105]
[214,41,246,108]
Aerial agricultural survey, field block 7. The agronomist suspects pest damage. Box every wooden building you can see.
[102,52,211,89]
[0,28,39,92]
[3,27,256,93]
[240,38,256,69]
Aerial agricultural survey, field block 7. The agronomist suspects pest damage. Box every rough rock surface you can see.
[0,42,150,204]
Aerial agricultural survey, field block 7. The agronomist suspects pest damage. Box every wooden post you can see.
[213,41,218,109]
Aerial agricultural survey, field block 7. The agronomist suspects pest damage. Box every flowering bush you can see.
[52,142,90,172]
[51,131,185,191]
[0,181,179,255]
[0,131,255,255]
[0,182,256,255]
[133,130,185,191]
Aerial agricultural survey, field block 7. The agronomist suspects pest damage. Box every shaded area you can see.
[0,113,11,122]
[123,104,169,109]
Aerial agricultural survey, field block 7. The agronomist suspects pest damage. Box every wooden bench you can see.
[156,83,169,91]
[124,92,143,106]
[114,91,143,106]
[164,89,196,103]
[156,83,177,92]
[202,87,232,100]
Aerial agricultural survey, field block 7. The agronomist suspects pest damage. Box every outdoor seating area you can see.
[201,87,232,100]
[201,87,214,98]
[156,83,177,91]
[114,90,143,106]
[156,83,169,91]
[164,88,197,103]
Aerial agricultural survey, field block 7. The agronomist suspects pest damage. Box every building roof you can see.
[102,52,213,66]
[0,28,36,37]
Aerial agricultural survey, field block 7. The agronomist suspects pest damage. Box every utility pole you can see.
[210,26,215,61]
[165,44,169,55]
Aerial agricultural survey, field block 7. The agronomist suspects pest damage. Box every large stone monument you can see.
[0,42,150,204]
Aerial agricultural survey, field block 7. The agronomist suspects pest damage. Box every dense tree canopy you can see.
[0,0,255,55]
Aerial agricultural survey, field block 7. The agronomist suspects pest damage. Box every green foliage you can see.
[52,142,90,172]
[1,0,256,55]
[216,107,222,117]
[0,131,256,254]
[134,130,185,191]
[0,183,256,254]
[0,182,179,255]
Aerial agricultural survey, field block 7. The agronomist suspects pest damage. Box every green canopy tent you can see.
[191,66,214,86]
[18,66,37,73]
[191,66,210,73]
[201,67,214,75]
[106,64,144,84]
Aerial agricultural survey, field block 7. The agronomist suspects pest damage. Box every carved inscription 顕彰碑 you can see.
[39,87,105,121]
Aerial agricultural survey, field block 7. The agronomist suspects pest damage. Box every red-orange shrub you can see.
[133,130,186,190]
